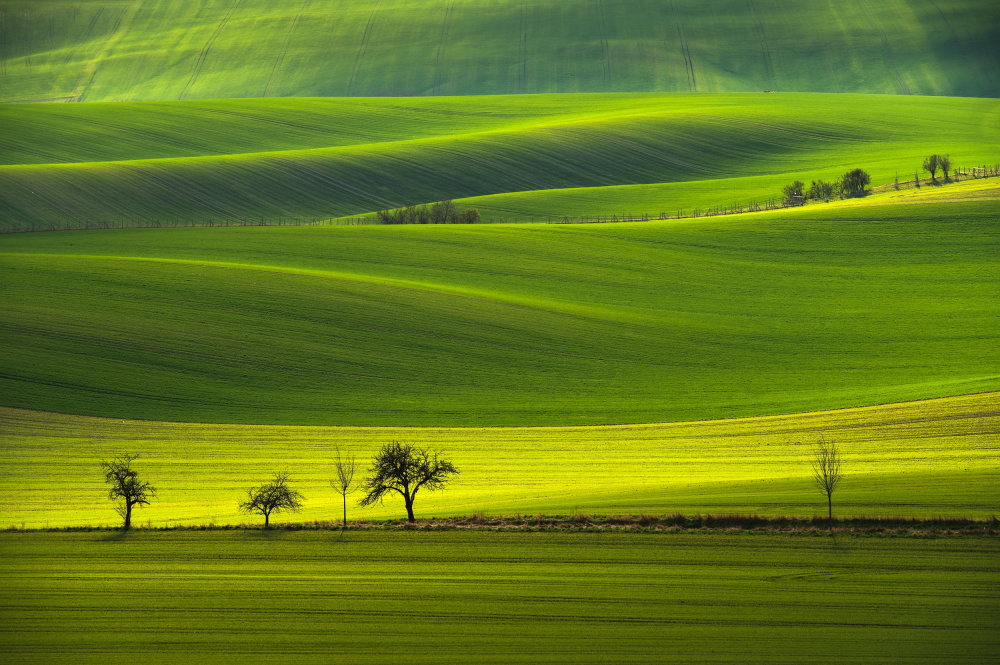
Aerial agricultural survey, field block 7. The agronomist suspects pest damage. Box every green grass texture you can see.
[1,0,998,103]
[2,187,998,427]
[2,531,998,664]
[1,93,998,229]
[1,391,997,528]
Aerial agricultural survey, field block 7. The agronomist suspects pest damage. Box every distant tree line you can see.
[377,200,481,225]
[781,168,870,205]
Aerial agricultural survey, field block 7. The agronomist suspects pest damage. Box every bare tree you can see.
[811,439,843,521]
[100,453,156,530]
[359,442,458,522]
[330,447,357,526]
[239,471,304,528]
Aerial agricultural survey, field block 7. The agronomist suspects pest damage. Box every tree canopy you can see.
[359,442,459,522]
[239,471,304,528]
[100,453,156,529]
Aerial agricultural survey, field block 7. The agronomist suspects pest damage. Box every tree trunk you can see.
[827,493,833,521]
[124,501,133,530]
[264,511,270,528]
[342,493,347,527]
[405,495,415,523]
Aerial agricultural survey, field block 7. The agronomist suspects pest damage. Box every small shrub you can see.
[781,180,804,205]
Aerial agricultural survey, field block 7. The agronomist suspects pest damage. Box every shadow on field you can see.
[98,529,133,543]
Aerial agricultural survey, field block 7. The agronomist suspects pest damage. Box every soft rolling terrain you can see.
[2,191,998,426]
[1,2,999,662]
[2,0,997,103]
[2,93,998,228]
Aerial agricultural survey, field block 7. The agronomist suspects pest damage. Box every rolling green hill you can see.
[1,191,997,426]
[2,93,998,229]
[1,0,998,103]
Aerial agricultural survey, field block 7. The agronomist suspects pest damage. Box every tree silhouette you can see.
[359,442,458,522]
[811,439,843,521]
[239,471,304,528]
[330,447,358,526]
[100,453,156,530]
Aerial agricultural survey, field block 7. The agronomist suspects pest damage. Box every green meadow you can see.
[1,392,996,528]
[2,185,998,426]
[2,531,998,664]
[2,93,998,228]
[3,0,997,103]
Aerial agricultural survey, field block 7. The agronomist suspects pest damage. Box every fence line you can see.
[2,164,997,234]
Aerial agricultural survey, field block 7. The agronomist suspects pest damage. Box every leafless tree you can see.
[239,471,304,528]
[100,453,156,530]
[811,439,843,521]
[330,447,357,526]
[359,442,458,522]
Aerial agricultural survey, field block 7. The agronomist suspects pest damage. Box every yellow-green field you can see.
[2,392,996,528]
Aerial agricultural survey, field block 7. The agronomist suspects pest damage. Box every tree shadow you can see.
[98,528,133,543]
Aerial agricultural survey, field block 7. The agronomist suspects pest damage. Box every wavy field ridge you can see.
[2,0,998,102]
[2,93,998,228]
[2,193,998,426]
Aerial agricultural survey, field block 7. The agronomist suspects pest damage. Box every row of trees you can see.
[377,200,481,225]
[781,168,871,205]
[101,440,844,529]
[101,442,459,529]
[921,153,952,182]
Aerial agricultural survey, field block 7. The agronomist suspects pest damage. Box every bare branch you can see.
[239,471,304,528]
[100,452,156,529]
[811,439,843,520]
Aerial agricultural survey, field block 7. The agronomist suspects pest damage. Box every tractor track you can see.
[180,0,242,101]
[671,1,695,92]
[860,0,910,95]
[75,5,129,102]
[746,0,774,87]
[517,0,527,93]
[347,0,381,97]
[432,1,454,96]
[264,0,309,97]
[596,0,611,91]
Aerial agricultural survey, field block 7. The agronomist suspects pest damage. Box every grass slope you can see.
[1,93,998,229]
[1,190,997,426]
[2,531,998,664]
[1,392,997,527]
[1,0,998,103]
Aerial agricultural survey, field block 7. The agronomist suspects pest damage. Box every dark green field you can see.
[3,0,997,103]
[1,531,997,664]
[2,93,997,228]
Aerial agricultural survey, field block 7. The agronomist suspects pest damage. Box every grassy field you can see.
[1,530,997,664]
[2,0,997,103]
[2,93,998,228]
[2,185,997,426]
[1,392,996,528]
